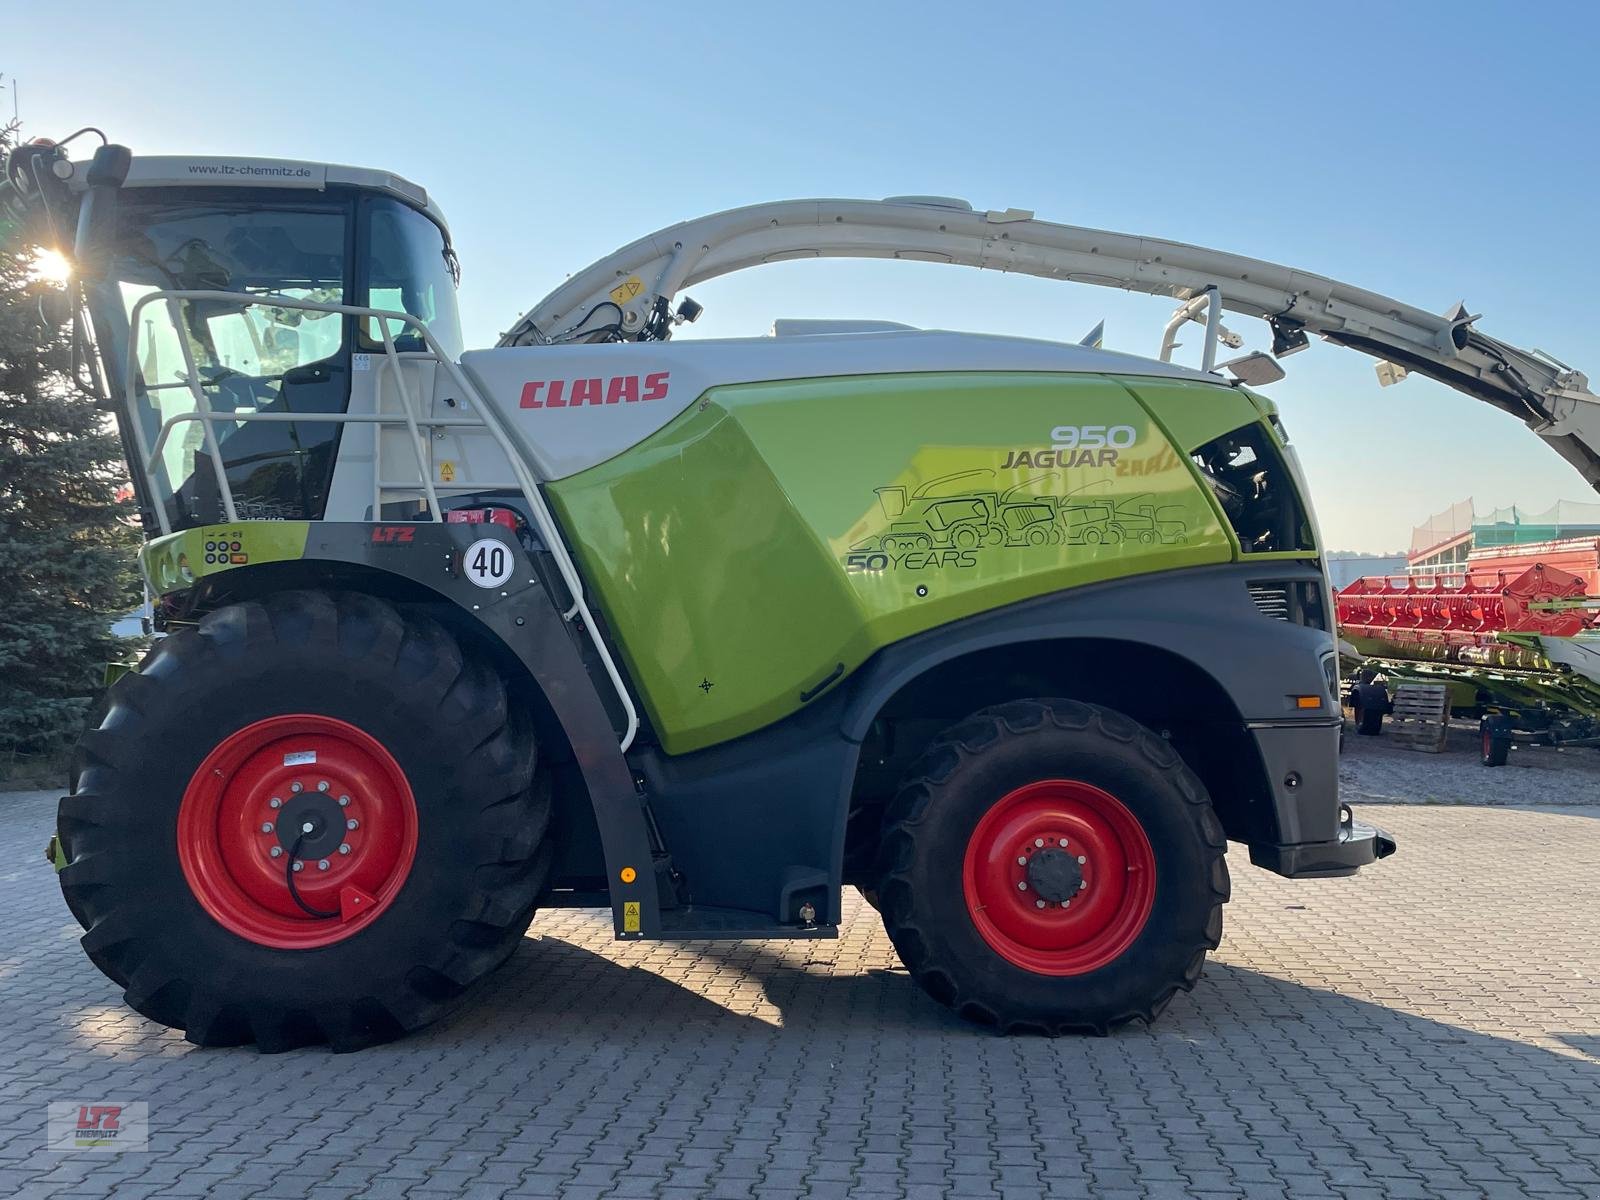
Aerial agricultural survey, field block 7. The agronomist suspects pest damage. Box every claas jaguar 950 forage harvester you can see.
[8,131,1599,1051]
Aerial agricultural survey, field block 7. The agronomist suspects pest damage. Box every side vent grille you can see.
[1248,584,1291,621]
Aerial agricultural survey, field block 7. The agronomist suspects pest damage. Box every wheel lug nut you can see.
[1077,855,1087,864]
[1035,899,1046,909]
[338,795,350,807]
[347,818,359,830]
[317,780,330,792]
[1034,838,1044,848]
[269,797,282,809]
[1016,856,1027,865]
[1058,838,1068,847]
[1079,880,1088,890]
[1017,881,1027,891]
[290,782,303,794]
[260,822,274,833]
[338,843,351,855]
[317,859,330,871]
[270,847,283,858]
[292,861,303,872]
[1062,900,1072,909]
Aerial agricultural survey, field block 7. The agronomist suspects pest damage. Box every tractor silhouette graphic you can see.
[870,471,1062,552]
[1061,495,1189,545]
[864,473,1189,554]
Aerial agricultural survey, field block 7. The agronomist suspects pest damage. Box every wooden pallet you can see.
[1390,683,1450,752]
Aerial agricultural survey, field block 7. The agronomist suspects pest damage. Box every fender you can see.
[840,559,1333,737]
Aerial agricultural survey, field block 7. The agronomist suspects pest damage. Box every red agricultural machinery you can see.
[1335,565,1600,765]
[1336,563,1593,647]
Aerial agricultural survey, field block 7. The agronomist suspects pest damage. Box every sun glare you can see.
[30,247,73,285]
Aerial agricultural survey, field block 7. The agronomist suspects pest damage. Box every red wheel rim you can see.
[177,715,418,949]
[962,779,1156,975]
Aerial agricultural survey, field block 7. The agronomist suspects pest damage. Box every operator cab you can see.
[44,150,461,533]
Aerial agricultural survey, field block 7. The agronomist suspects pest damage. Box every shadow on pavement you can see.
[447,929,1600,1086]
[1556,1033,1600,1061]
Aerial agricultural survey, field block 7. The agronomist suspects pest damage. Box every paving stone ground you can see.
[1,787,1598,1199]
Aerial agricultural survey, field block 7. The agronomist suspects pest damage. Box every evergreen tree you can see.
[0,121,142,770]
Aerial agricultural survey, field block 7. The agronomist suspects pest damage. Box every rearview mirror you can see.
[1218,351,1286,387]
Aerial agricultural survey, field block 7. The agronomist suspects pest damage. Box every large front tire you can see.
[57,591,551,1052]
[874,699,1228,1034]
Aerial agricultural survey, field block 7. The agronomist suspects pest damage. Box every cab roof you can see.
[69,154,450,237]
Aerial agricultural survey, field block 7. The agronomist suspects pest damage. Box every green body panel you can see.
[549,372,1249,754]
[141,521,311,596]
[1131,378,1264,459]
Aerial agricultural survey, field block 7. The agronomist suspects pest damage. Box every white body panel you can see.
[456,329,1219,481]
[325,358,468,520]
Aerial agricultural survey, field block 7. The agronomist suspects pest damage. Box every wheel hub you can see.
[274,792,346,859]
[1023,845,1082,902]
[962,779,1156,976]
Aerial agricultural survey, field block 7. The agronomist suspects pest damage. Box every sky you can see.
[9,1,1598,551]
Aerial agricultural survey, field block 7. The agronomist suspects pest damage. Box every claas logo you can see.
[520,372,669,409]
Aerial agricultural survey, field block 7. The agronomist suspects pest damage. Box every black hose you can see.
[286,832,339,919]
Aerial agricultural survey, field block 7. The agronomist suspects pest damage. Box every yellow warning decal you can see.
[622,901,641,933]
[608,275,644,306]
[438,460,456,483]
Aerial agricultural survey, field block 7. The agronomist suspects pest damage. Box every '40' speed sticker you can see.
[463,538,516,589]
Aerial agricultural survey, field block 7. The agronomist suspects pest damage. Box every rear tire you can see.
[57,591,551,1052]
[874,699,1228,1034]
[1480,715,1513,767]
[1353,683,1388,736]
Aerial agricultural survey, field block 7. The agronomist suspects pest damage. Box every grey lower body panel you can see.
[1247,719,1342,845]
[1244,719,1398,876]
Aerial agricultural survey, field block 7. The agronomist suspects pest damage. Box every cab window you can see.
[361,198,462,360]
